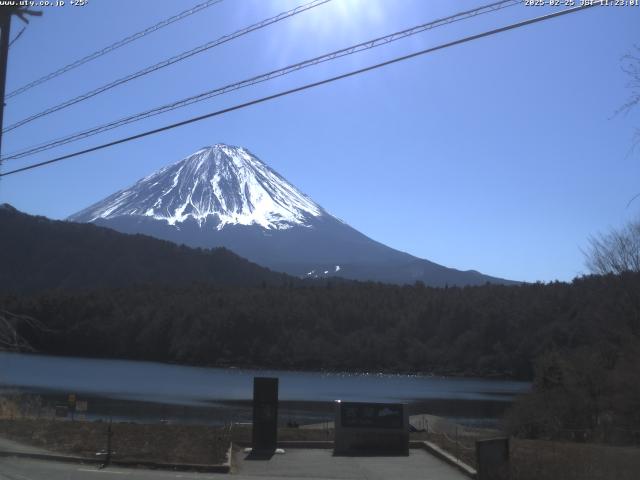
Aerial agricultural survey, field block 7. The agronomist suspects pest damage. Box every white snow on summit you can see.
[69,144,324,230]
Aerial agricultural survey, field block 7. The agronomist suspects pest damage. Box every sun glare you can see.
[264,0,386,65]
[304,0,384,34]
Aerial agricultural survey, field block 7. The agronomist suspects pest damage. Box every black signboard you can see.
[476,438,510,480]
[251,377,278,451]
[340,402,404,429]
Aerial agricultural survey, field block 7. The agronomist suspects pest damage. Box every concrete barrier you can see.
[334,400,409,455]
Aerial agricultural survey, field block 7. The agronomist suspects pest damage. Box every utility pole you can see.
[0,8,12,159]
[0,4,41,161]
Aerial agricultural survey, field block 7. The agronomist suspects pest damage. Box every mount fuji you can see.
[69,144,514,286]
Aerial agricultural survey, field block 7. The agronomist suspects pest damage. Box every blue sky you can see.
[0,0,638,283]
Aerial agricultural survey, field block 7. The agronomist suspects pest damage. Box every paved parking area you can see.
[0,438,469,480]
[234,448,468,479]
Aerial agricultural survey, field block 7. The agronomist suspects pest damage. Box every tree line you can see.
[3,271,639,382]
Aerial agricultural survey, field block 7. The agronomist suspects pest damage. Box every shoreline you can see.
[0,350,532,382]
[1,389,513,430]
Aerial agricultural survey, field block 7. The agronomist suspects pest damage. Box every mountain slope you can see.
[70,144,515,287]
[0,204,293,293]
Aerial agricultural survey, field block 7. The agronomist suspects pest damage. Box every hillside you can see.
[0,204,293,292]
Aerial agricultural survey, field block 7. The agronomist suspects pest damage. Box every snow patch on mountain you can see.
[69,144,324,230]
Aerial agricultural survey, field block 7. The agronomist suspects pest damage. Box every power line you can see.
[0,3,599,178]
[2,0,333,133]
[2,0,521,162]
[8,25,25,48]
[5,0,224,99]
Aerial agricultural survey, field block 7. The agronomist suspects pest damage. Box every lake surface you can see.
[0,353,530,426]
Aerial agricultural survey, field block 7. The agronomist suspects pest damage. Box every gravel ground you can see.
[0,418,231,465]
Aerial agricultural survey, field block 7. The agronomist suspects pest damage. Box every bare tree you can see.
[617,45,640,151]
[585,217,640,275]
[0,309,45,352]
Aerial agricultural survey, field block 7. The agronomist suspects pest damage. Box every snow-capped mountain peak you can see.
[68,143,516,286]
[69,144,324,230]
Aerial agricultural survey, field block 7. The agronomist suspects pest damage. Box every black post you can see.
[107,421,112,462]
[100,420,113,469]
[0,9,11,158]
[251,377,278,453]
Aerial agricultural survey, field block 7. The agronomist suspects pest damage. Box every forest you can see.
[4,271,638,382]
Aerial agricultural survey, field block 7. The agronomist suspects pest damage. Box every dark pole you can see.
[0,9,11,159]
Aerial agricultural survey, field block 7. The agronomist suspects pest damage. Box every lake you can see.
[0,352,530,426]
